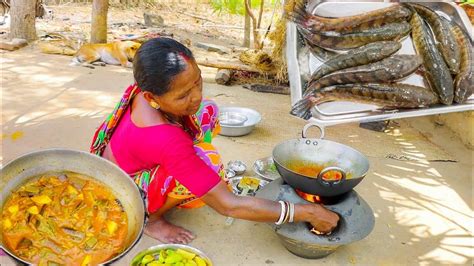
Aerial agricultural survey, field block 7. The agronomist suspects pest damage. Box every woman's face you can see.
[154,60,203,117]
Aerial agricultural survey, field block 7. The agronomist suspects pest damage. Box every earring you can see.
[149,101,160,110]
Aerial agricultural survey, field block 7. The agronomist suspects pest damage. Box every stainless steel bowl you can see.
[130,244,213,266]
[219,112,248,126]
[227,160,247,175]
[218,107,261,137]
[253,157,281,182]
[225,168,236,179]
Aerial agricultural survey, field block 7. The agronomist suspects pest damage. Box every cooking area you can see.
[2,57,472,264]
[254,123,374,259]
[1,0,473,265]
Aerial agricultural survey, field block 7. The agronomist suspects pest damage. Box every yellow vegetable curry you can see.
[2,172,128,265]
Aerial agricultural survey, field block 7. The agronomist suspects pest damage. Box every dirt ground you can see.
[1,46,473,265]
[1,3,281,56]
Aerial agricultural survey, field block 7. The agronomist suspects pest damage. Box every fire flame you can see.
[295,189,322,203]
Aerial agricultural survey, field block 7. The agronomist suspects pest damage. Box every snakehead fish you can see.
[451,23,474,103]
[306,40,337,62]
[303,55,422,97]
[292,55,423,119]
[306,83,439,108]
[288,0,412,33]
[311,41,401,81]
[298,22,410,50]
[406,3,460,74]
[410,12,454,105]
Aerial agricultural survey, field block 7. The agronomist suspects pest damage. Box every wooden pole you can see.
[197,58,276,74]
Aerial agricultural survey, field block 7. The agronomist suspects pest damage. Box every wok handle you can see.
[317,166,346,187]
[302,123,325,139]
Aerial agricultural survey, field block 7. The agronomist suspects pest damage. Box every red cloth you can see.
[110,107,221,199]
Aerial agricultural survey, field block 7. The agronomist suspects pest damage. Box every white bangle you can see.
[275,200,286,225]
[288,203,295,223]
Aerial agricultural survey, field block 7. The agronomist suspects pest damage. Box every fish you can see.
[311,41,402,81]
[451,23,474,103]
[306,40,337,62]
[307,83,439,108]
[303,55,422,97]
[410,12,454,105]
[298,22,411,50]
[293,55,423,119]
[288,0,412,33]
[406,3,460,74]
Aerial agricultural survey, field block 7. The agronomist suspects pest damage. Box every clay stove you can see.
[256,178,375,259]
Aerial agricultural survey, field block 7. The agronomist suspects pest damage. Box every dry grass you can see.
[268,16,288,83]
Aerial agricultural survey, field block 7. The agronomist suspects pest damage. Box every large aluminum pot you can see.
[0,149,146,264]
[272,123,369,197]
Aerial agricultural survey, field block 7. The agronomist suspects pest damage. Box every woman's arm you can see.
[201,181,339,233]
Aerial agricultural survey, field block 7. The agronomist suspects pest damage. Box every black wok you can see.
[272,123,369,197]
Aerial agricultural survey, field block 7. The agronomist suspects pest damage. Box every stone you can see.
[0,39,28,51]
[144,12,164,27]
[195,42,230,55]
[11,38,28,47]
[215,69,232,85]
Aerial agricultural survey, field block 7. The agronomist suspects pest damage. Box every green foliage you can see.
[210,0,277,15]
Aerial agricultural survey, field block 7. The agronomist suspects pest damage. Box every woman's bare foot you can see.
[144,216,195,244]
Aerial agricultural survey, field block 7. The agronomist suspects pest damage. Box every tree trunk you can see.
[244,0,262,49]
[243,1,250,48]
[10,0,37,41]
[257,0,264,29]
[90,0,108,44]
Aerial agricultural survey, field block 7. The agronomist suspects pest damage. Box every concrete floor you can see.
[1,49,473,265]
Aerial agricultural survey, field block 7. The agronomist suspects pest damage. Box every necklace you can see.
[161,112,182,127]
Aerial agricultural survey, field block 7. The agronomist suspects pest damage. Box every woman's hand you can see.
[202,181,339,232]
[305,204,339,233]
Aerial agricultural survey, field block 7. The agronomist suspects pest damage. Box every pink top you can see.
[109,107,220,197]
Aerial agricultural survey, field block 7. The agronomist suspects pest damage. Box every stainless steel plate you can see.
[229,176,269,195]
[287,0,474,127]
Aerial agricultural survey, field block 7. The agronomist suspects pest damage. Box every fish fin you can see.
[302,81,321,98]
[297,25,312,40]
[286,0,310,26]
[290,97,315,120]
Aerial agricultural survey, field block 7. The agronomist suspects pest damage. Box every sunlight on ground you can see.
[2,58,121,129]
[7,87,117,128]
[373,128,473,265]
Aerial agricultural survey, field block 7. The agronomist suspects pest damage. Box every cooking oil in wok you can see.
[286,161,352,180]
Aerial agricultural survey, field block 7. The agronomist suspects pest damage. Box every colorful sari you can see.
[90,84,226,212]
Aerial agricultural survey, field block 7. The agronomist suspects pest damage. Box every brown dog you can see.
[71,41,141,68]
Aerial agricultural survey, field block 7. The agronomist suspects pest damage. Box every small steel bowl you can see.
[227,160,247,175]
[130,244,213,266]
[253,157,281,182]
[218,107,261,137]
[219,112,248,126]
[225,168,236,179]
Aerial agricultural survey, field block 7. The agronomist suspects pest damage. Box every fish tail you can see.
[290,96,315,120]
[302,82,321,98]
[286,0,309,26]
